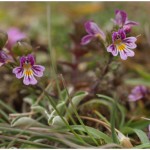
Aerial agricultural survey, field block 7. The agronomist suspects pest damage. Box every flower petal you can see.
[32,65,45,77]
[107,44,118,56]
[112,32,118,42]
[123,25,131,33]
[23,75,37,85]
[123,37,137,49]
[115,10,127,26]
[13,67,24,79]
[0,51,13,66]
[84,21,105,40]
[27,54,35,66]
[118,29,126,40]
[128,93,143,101]
[20,56,26,66]
[124,48,135,57]
[119,50,127,60]
[81,35,93,45]
[125,20,139,26]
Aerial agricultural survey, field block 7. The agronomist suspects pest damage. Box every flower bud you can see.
[12,40,32,56]
[118,132,133,148]
[0,31,8,49]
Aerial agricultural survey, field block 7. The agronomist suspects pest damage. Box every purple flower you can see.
[81,21,106,45]
[6,27,26,49]
[107,29,137,60]
[0,50,13,67]
[128,85,148,101]
[13,54,45,85]
[114,10,139,33]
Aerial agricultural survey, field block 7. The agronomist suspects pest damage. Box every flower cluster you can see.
[0,28,45,85]
[81,9,138,60]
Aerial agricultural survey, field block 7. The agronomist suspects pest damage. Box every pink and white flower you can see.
[13,54,45,85]
[107,29,137,60]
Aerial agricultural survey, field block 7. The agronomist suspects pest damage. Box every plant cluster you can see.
[0,9,150,149]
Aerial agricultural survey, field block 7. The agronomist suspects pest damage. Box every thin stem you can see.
[60,75,99,146]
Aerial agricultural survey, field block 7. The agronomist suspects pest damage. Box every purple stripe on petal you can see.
[124,48,135,57]
[125,20,139,26]
[115,10,127,26]
[23,75,37,85]
[20,56,26,66]
[123,37,137,43]
[119,50,127,60]
[107,44,118,56]
[118,29,126,40]
[81,35,93,45]
[85,21,104,36]
[112,32,118,42]
[123,37,137,49]
[13,67,24,79]
[27,54,35,66]
[32,65,45,77]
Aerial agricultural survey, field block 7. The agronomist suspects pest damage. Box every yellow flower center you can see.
[23,63,33,76]
[114,39,126,51]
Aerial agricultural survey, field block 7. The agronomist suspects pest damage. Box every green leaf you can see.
[110,102,119,144]
[134,143,150,148]
[70,125,112,143]
[11,117,45,128]
[97,94,126,128]
[121,127,149,144]
[0,99,16,113]
[65,91,88,118]
[0,30,8,48]
[52,116,68,126]
[133,129,149,144]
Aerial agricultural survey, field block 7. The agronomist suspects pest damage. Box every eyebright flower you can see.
[13,54,45,85]
[107,29,137,60]
[128,85,148,101]
[114,9,139,33]
[6,27,26,49]
[81,21,106,45]
[0,50,13,67]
